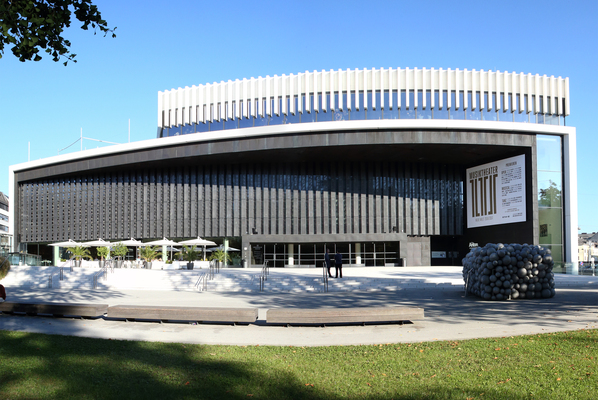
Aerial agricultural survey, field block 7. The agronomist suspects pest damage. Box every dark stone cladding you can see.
[14,129,535,182]
[13,129,537,261]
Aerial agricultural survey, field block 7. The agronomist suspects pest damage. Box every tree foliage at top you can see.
[0,0,116,65]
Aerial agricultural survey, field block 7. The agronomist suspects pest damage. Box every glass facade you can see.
[160,91,566,138]
[537,135,564,265]
[256,242,400,268]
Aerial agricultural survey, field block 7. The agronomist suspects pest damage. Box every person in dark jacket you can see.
[334,251,343,278]
[0,284,6,302]
[324,249,333,278]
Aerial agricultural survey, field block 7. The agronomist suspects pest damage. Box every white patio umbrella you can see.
[115,238,144,260]
[179,237,217,247]
[143,238,180,261]
[79,239,111,265]
[144,237,179,246]
[118,238,143,247]
[80,238,111,247]
[49,239,86,247]
[179,237,217,261]
[49,239,88,268]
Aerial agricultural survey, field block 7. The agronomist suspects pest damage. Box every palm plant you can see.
[67,246,92,261]
[179,245,202,270]
[209,249,231,264]
[181,245,201,262]
[139,246,159,262]
[67,246,91,268]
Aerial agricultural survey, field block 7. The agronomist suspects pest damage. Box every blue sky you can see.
[1,0,597,231]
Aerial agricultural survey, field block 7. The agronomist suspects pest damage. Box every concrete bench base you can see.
[266,306,424,325]
[0,301,108,318]
[107,305,258,324]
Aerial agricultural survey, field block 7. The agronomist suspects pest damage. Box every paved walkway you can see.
[1,267,597,346]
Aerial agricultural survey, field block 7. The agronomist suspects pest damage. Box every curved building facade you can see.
[9,68,577,267]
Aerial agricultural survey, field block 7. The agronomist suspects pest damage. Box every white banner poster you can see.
[466,155,526,228]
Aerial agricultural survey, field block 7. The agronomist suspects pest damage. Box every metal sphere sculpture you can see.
[462,243,555,301]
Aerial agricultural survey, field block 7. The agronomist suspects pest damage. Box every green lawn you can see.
[0,328,596,399]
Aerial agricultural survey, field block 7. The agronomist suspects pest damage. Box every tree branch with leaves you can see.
[0,0,116,65]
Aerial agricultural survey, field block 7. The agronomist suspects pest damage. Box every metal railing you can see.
[59,255,78,280]
[259,260,270,292]
[208,260,215,280]
[93,259,114,289]
[195,272,207,291]
[322,261,329,292]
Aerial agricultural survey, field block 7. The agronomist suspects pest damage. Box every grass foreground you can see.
[0,328,596,399]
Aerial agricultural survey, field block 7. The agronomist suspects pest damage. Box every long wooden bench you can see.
[0,301,108,318]
[266,306,424,326]
[107,305,258,324]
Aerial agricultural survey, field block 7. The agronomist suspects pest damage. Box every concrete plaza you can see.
[1,267,597,346]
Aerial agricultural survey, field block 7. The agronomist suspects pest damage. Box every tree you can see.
[96,246,109,261]
[539,180,561,208]
[110,243,128,259]
[0,0,116,65]
[0,256,10,280]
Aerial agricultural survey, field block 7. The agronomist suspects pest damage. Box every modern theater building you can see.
[8,67,577,267]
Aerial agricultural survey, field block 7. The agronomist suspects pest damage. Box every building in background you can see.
[578,232,598,265]
[0,192,11,255]
[9,68,577,267]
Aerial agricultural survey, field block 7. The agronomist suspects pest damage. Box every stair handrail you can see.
[195,272,207,291]
[322,260,329,292]
[208,260,215,280]
[105,258,114,275]
[259,260,270,292]
[59,255,78,280]
[92,259,114,289]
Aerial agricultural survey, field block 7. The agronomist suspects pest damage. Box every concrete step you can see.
[3,266,468,293]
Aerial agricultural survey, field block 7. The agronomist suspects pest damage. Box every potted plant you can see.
[230,253,242,267]
[209,249,231,268]
[140,246,159,269]
[67,246,92,268]
[111,243,128,268]
[180,245,201,270]
[97,246,110,268]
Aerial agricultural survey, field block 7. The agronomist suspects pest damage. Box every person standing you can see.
[334,250,343,278]
[324,248,333,278]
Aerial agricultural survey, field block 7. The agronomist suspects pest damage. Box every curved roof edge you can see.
[10,119,575,174]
